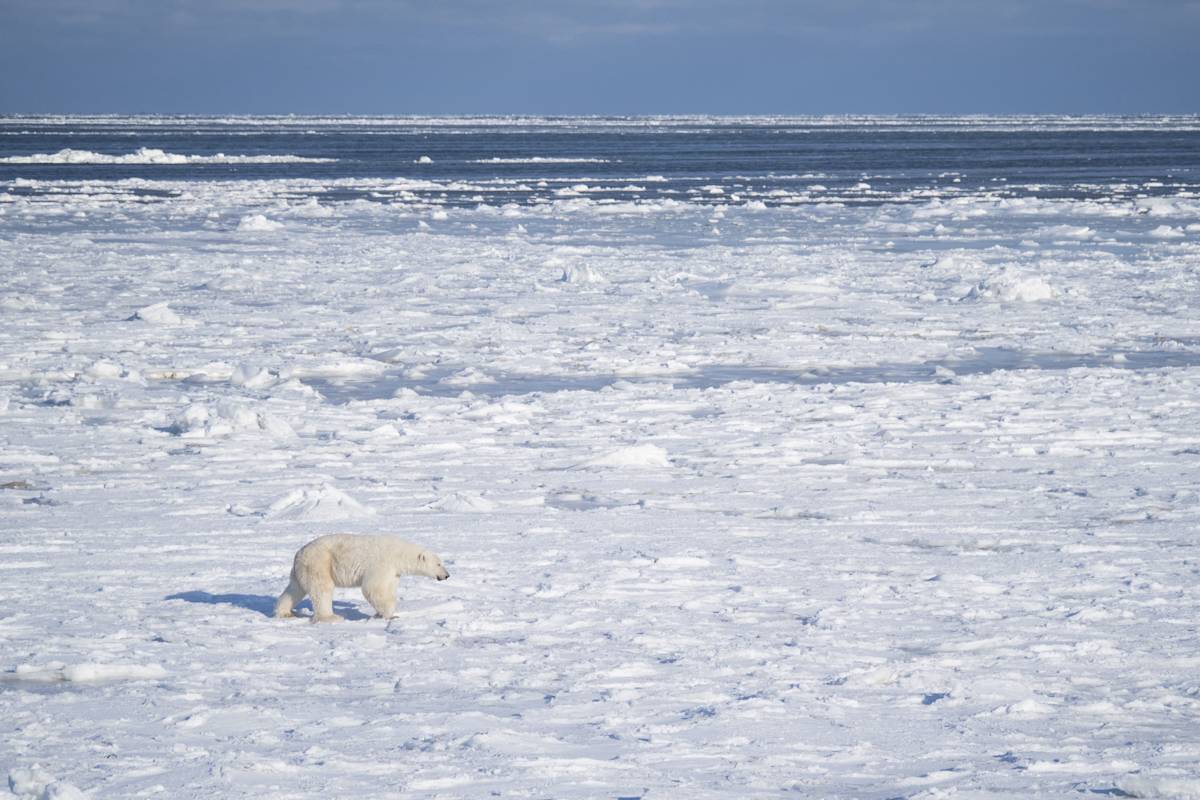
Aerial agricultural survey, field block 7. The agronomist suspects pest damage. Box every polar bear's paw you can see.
[311,613,345,624]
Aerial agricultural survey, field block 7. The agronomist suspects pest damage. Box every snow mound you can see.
[84,360,125,379]
[426,492,496,512]
[1118,776,1200,800]
[41,783,88,800]
[62,663,167,682]
[237,214,284,232]
[1136,197,1186,216]
[7,765,88,800]
[560,264,606,284]
[367,423,404,440]
[0,147,334,164]
[230,363,279,390]
[264,484,375,521]
[128,301,182,324]
[10,662,167,683]
[1149,225,1185,239]
[415,155,434,164]
[1038,224,1095,240]
[964,270,1058,303]
[581,444,671,469]
[168,402,295,439]
[291,197,334,218]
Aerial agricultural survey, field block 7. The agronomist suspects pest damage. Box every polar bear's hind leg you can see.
[309,579,343,623]
[274,575,305,619]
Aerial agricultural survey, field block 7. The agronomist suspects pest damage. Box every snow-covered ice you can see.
[2,115,1200,798]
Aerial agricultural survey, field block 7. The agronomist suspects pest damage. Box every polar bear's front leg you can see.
[361,568,399,619]
[309,580,343,623]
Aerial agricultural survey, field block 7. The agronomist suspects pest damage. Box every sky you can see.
[1,0,1197,114]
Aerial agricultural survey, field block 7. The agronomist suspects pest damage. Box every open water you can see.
[3,115,1199,208]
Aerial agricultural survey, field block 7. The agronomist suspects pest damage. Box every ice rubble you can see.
[168,402,295,439]
[7,766,87,800]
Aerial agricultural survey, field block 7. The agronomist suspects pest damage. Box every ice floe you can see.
[0,147,335,164]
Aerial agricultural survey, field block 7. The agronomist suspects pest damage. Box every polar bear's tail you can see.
[274,574,305,618]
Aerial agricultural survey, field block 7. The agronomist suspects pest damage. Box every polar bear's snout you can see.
[418,550,450,581]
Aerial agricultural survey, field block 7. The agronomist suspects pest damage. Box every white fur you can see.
[274,534,449,623]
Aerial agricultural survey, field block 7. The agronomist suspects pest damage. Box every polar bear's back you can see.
[293,534,423,588]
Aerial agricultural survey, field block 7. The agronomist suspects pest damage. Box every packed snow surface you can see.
[2,115,1200,799]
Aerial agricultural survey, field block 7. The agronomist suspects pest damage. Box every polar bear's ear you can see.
[418,553,427,563]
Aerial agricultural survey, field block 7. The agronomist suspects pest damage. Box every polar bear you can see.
[274,534,450,622]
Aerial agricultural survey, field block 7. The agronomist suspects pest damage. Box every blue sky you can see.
[1,0,1197,113]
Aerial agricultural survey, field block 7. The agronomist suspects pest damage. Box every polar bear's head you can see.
[417,550,450,581]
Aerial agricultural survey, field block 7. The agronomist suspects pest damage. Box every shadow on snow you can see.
[165,591,371,621]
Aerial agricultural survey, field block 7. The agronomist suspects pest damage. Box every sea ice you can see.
[3,114,1200,800]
